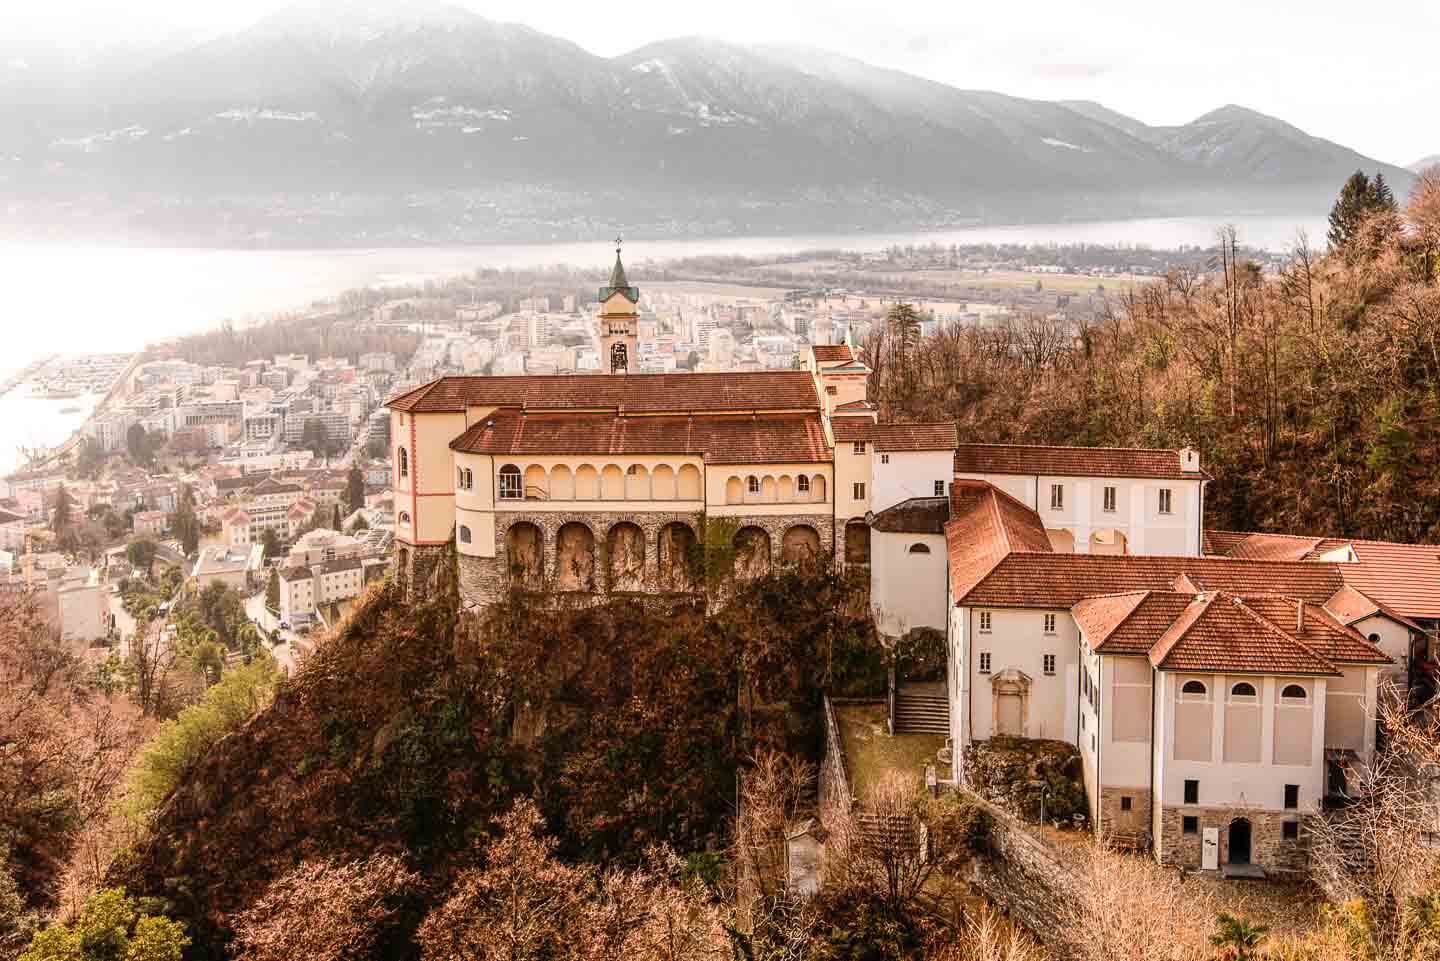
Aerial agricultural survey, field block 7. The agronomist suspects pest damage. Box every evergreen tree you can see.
[173,485,200,556]
[260,527,281,562]
[1329,170,1374,250]
[346,464,366,515]
[50,484,73,536]
[1372,171,1397,211]
[265,568,280,610]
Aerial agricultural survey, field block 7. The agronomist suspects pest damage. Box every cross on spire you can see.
[614,233,623,254]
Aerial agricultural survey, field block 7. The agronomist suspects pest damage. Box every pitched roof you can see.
[1324,584,1424,632]
[869,497,949,534]
[1149,592,1341,675]
[953,443,1208,480]
[945,480,1054,601]
[811,344,855,364]
[832,420,958,451]
[1239,595,1391,665]
[449,410,832,464]
[1073,590,1197,656]
[387,371,820,414]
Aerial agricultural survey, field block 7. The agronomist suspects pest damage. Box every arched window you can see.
[908,543,932,554]
[397,447,408,478]
[747,476,760,495]
[398,511,412,526]
[457,466,464,488]
[458,525,472,544]
[1368,633,1380,643]
[1180,679,1208,698]
[498,464,522,500]
[1281,683,1308,701]
[797,475,811,494]
[1230,681,1257,698]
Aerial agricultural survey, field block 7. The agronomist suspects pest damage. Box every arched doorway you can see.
[781,524,821,565]
[844,520,871,565]
[732,526,772,581]
[505,522,544,590]
[555,522,595,592]
[657,522,698,592]
[1227,818,1252,865]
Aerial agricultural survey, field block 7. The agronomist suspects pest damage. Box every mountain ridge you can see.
[0,2,1418,245]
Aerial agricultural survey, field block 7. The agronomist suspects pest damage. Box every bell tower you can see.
[598,237,639,375]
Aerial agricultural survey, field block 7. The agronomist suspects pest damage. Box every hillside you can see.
[1412,154,1440,173]
[109,566,881,959]
[0,0,1417,245]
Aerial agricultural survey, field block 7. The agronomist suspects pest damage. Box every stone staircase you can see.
[894,683,949,735]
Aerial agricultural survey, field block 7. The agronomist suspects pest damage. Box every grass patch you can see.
[834,701,949,800]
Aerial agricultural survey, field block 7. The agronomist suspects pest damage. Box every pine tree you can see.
[51,484,73,535]
[1328,170,1374,251]
[265,568,280,610]
[1372,171,1397,211]
[346,464,366,515]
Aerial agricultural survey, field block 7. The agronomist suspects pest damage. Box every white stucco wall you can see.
[872,450,952,513]
[966,607,1079,743]
[1352,615,1410,692]
[871,531,947,638]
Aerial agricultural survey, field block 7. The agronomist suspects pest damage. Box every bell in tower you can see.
[598,236,639,375]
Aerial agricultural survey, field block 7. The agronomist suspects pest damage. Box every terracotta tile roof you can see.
[869,497,949,534]
[1073,590,1197,656]
[953,443,1209,480]
[833,399,877,411]
[449,410,832,464]
[957,552,1346,610]
[1150,593,1340,676]
[1337,540,1440,621]
[387,371,821,414]
[1324,584,1425,632]
[811,344,855,363]
[832,420,958,451]
[1221,533,1326,562]
[945,480,1053,600]
[1240,595,1391,665]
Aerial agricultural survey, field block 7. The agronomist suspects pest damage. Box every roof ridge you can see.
[956,441,1181,454]
[1230,594,1340,674]
[1150,593,1215,668]
[1086,590,1151,652]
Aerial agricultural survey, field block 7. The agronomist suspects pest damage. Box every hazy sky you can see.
[8,0,1437,166]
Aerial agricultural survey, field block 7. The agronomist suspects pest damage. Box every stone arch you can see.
[523,465,548,500]
[550,464,574,500]
[575,464,599,499]
[725,476,744,505]
[761,475,778,503]
[733,526,772,581]
[652,464,676,500]
[624,464,651,500]
[601,465,624,500]
[657,522,698,592]
[844,520,871,565]
[778,475,795,502]
[781,524,821,565]
[811,475,827,502]
[677,465,702,500]
[505,521,544,590]
[555,522,596,591]
[606,521,646,592]
[1047,528,1076,553]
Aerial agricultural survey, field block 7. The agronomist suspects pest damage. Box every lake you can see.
[0,213,1326,473]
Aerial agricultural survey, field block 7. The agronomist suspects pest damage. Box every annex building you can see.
[387,251,1439,879]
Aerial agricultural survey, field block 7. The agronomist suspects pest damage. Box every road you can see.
[244,591,299,674]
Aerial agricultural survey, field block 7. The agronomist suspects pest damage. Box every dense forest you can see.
[865,168,1440,542]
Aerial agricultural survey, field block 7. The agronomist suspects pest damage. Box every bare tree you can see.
[1062,844,1219,961]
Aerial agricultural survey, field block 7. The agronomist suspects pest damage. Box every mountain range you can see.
[0,0,1419,246]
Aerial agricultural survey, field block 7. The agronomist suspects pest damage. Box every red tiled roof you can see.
[832,420,958,451]
[1324,584,1424,632]
[387,371,821,414]
[958,552,1346,610]
[954,443,1209,480]
[1338,540,1440,621]
[946,480,1053,601]
[1240,595,1390,665]
[1073,590,1196,656]
[1149,593,1339,675]
[1222,533,1325,562]
[811,344,855,363]
[449,410,831,464]
[833,399,876,411]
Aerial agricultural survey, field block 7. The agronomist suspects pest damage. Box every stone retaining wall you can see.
[819,694,856,816]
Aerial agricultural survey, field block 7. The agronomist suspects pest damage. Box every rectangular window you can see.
[934,480,946,497]
[1043,613,1057,634]
[852,441,866,454]
[748,476,761,494]
[978,610,992,632]
[1120,796,1133,812]
[1043,654,1056,675]
[1050,483,1064,510]
[880,453,890,464]
[1103,485,1117,512]
[1282,821,1299,841]
[978,652,991,674]
[1159,488,1173,514]
[1284,784,1299,810]
[852,482,866,501]
[1184,779,1199,805]
[1183,815,1199,835]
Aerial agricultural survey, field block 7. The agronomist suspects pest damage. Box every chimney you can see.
[1296,599,1305,632]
